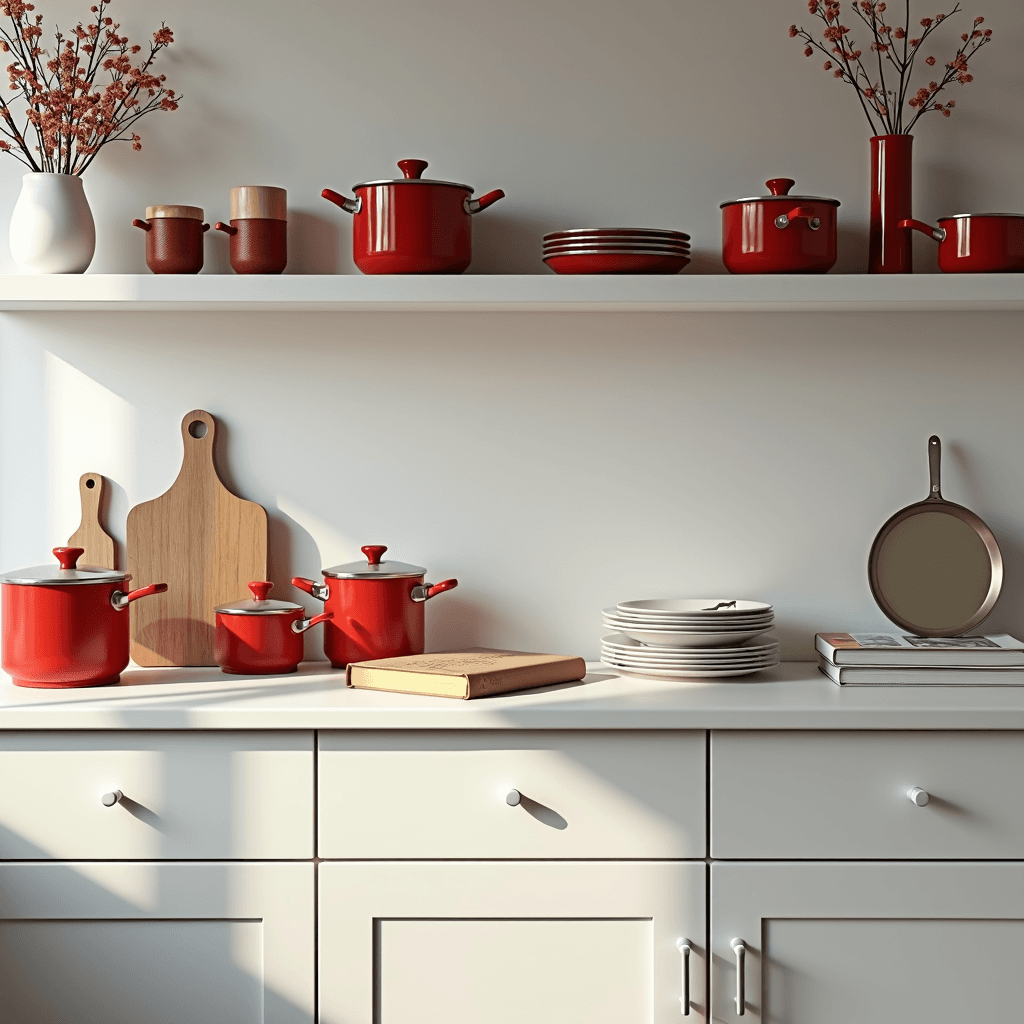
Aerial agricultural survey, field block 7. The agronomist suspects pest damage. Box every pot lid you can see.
[720,177,840,208]
[0,546,130,586]
[216,581,303,616]
[940,212,1024,220]
[353,159,473,193]
[322,545,426,580]
[146,205,204,220]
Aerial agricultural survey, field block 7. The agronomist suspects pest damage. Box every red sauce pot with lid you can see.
[721,177,840,274]
[321,159,504,274]
[1,546,168,688]
[292,545,458,667]
[215,581,332,675]
[899,213,1024,273]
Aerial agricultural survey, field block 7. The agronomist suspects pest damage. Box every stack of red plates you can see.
[543,228,690,274]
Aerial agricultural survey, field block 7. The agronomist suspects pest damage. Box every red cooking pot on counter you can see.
[1,547,168,688]
[721,178,840,274]
[215,581,333,675]
[899,214,1024,273]
[321,159,504,274]
[292,545,457,667]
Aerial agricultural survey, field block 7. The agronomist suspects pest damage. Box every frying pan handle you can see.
[928,435,943,500]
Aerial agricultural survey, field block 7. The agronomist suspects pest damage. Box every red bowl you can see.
[543,251,691,274]
[544,241,690,255]
[545,227,691,242]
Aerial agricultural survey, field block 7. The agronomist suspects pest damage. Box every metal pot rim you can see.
[353,178,473,193]
[721,195,840,208]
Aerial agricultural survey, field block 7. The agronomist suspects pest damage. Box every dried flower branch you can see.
[0,0,178,174]
[789,1,992,134]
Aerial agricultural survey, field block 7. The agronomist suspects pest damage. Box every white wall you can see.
[2,1,1023,661]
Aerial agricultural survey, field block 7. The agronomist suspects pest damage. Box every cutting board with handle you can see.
[68,472,116,570]
[127,410,268,666]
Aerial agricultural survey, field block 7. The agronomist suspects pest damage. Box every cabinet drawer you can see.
[0,731,313,859]
[711,730,1024,859]
[319,730,705,858]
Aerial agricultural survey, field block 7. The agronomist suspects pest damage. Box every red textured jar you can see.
[215,186,288,274]
[133,205,209,274]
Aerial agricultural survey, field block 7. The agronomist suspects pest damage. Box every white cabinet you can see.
[0,861,314,1024]
[319,860,706,1024]
[710,861,1024,1024]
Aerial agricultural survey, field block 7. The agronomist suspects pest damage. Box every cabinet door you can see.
[711,862,1024,1024]
[0,862,313,1024]
[320,861,706,1024]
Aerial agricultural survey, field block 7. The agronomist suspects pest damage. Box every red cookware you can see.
[215,581,332,675]
[544,251,690,275]
[292,544,458,666]
[132,205,209,274]
[215,186,288,274]
[721,178,840,274]
[321,159,504,274]
[1,547,168,688]
[899,214,1024,273]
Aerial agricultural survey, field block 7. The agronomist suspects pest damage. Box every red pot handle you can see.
[775,206,822,230]
[291,610,334,635]
[111,582,168,611]
[53,546,85,570]
[411,578,459,603]
[202,222,210,232]
[899,218,946,242]
[321,188,362,215]
[132,218,151,232]
[292,576,329,602]
[465,189,505,215]
[214,221,237,235]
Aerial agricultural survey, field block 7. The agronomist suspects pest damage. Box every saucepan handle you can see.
[465,189,505,215]
[132,218,151,232]
[214,221,237,236]
[111,582,168,611]
[321,188,362,215]
[899,218,946,242]
[775,206,821,230]
[411,578,458,603]
[292,576,330,602]
[927,435,943,500]
[291,610,334,635]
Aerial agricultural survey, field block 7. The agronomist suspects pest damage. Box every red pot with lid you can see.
[215,581,333,675]
[721,178,840,274]
[0,546,168,688]
[292,545,458,667]
[899,214,1024,273]
[321,159,504,274]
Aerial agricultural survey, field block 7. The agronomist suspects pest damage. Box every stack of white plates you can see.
[600,599,779,679]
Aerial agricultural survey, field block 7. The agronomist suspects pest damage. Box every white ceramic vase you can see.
[9,172,96,273]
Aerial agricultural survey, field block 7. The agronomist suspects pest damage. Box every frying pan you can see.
[868,436,1002,637]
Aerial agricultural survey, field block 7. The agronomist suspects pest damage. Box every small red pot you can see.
[215,186,288,274]
[322,159,504,274]
[1,547,167,688]
[292,544,457,667]
[899,214,1024,273]
[215,581,332,675]
[721,178,840,274]
[132,205,209,274]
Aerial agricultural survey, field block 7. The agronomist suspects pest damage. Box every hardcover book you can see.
[345,648,587,700]
[815,632,1024,667]
[818,656,1024,686]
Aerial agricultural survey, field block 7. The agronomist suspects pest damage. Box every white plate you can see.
[602,649,778,667]
[600,659,779,679]
[608,626,774,647]
[603,617,775,630]
[602,607,773,626]
[601,644,779,663]
[601,634,779,657]
[616,599,773,617]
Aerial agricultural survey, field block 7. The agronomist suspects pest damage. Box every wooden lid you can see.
[230,186,287,221]
[145,205,204,220]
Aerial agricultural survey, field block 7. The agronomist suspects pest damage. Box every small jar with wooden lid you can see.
[215,186,287,274]
[132,206,210,274]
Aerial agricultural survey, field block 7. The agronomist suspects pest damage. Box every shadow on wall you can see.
[287,210,340,275]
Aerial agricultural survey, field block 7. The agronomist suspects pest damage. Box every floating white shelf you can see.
[0,273,1021,312]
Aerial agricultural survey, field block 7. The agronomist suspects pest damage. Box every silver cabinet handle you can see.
[908,787,930,806]
[731,939,746,1016]
[676,939,691,1015]
[506,790,521,806]
[101,790,123,807]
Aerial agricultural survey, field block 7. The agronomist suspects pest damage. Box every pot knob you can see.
[766,178,796,196]
[398,159,428,180]
[249,581,273,602]
[54,546,84,570]
[362,545,388,566]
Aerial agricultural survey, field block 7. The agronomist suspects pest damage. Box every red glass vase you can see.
[869,134,914,273]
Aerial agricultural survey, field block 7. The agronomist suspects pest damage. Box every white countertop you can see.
[2,661,1024,730]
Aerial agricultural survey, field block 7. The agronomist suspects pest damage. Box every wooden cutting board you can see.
[68,472,116,569]
[127,410,268,666]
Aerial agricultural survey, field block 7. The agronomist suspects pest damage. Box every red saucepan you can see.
[215,581,332,675]
[1,547,168,688]
[322,159,504,274]
[899,214,1024,273]
[721,178,840,274]
[292,544,457,667]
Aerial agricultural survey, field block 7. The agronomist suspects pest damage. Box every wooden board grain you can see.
[127,410,268,667]
[68,472,116,570]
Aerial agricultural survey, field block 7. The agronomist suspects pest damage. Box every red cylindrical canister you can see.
[215,186,288,274]
[133,205,209,274]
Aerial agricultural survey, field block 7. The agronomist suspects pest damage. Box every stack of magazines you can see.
[816,632,1024,685]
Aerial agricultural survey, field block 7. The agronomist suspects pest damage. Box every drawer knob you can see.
[101,790,123,807]
[506,789,522,806]
[907,787,930,806]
